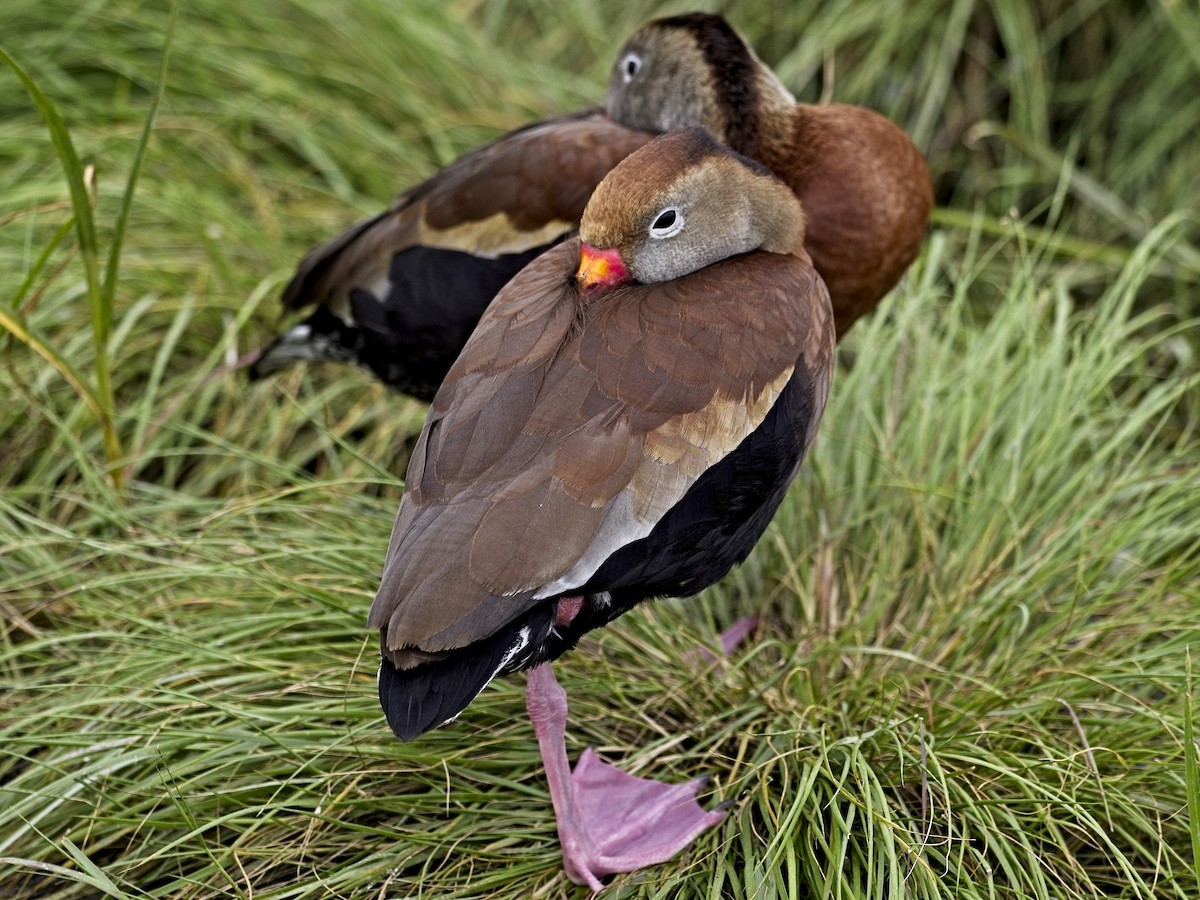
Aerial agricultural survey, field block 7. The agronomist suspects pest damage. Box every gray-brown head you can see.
[605,13,794,160]
[574,127,804,292]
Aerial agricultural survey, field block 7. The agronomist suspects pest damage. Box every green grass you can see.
[1,1,1198,897]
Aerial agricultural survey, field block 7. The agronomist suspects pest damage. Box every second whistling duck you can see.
[251,13,930,399]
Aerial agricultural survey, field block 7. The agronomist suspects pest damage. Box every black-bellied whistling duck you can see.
[368,128,835,889]
[250,13,929,399]
[607,13,932,334]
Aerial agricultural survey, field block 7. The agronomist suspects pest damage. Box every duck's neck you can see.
[721,66,797,169]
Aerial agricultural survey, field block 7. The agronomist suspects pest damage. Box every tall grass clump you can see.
[1,0,1197,897]
[0,13,172,492]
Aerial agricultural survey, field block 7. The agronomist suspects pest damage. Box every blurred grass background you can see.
[1,0,1198,897]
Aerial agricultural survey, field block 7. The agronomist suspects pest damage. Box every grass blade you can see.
[0,306,106,426]
[1187,650,1200,876]
[100,3,176,308]
[7,214,75,313]
[0,43,122,487]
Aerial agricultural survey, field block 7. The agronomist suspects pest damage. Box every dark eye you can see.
[649,206,684,239]
[620,52,642,84]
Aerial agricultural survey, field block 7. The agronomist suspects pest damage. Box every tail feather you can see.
[378,605,553,740]
[248,306,364,380]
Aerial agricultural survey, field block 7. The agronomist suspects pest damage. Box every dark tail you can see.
[377,605,553,740]
[248,306,364,380]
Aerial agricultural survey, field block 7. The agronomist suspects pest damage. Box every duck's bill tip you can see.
[575,244,628,293]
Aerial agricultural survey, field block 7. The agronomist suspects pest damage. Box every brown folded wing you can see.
[281,112,654,316]
[369,239,831,659]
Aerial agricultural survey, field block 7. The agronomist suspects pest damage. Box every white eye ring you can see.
[649,207,684,239]
[620,52,642,84]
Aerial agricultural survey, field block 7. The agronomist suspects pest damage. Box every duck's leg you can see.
[525,663,726,893]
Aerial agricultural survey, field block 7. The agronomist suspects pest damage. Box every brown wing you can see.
[368,239,831,657]
[281,111,654,316]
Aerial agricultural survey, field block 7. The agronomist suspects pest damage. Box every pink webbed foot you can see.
[525,664,726,893]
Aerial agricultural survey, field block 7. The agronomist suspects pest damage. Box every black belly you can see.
[352,242,558,400]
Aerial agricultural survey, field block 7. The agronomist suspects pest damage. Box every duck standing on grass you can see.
[368,128,835,890]
[250,13,930,398]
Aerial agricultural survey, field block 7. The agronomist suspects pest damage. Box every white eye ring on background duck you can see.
[620,52,642,83]
[648,206,684,239]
